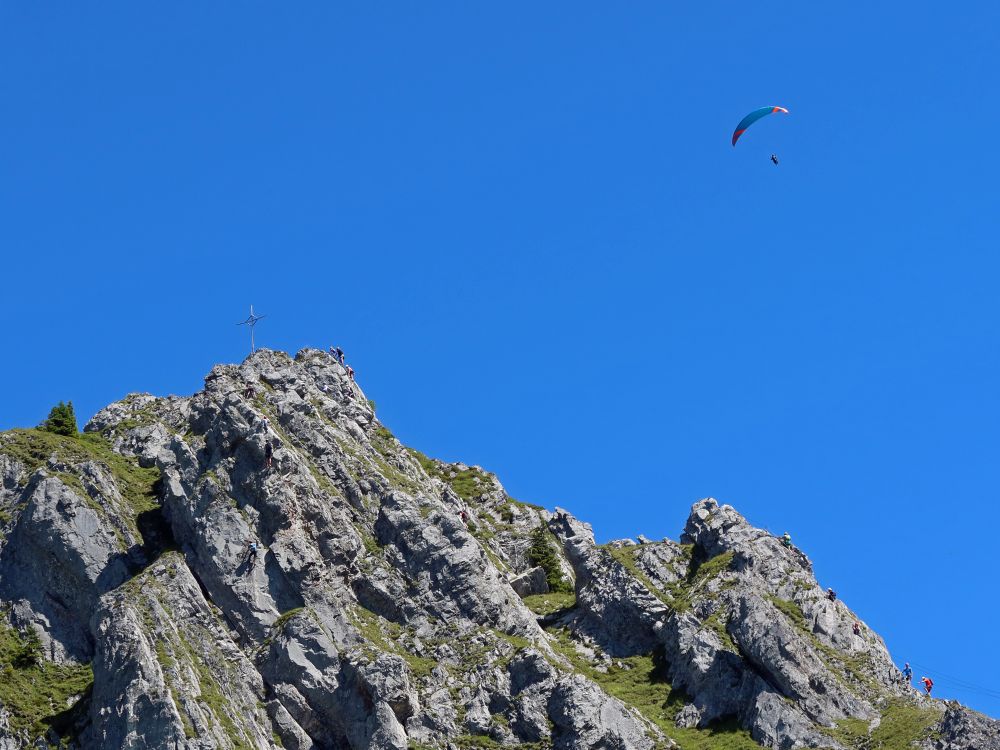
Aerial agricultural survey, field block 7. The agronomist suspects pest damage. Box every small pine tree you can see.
[42,401,78,436]
[528,525,572,593]
[13,627,43,668]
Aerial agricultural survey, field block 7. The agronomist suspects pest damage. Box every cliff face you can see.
[0,348,995,750]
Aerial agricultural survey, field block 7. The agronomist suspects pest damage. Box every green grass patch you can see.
[0,621,93,742]
[767,596,878,693]
[702,607,738,653]
[522,592,576,616]
[820,698,942,749]
[663,550,737,610]
[272,607,306,633]
[767,596,808,630]
[545,629,757,749]
[870,699,942,749]
[405,447,493,499]
[190,655,253,749]
[0,429,161,541]
[604,545,674,607]
[688,550,736,582]
[372,425,395,453]
[454,734,501,748]
[349,607,436,679]
[508,494,545,511]
[822,715,870,745]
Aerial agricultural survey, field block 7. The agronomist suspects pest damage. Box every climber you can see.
[259,416,270,432]
[902,663,913,685]
[247,540,258,566]
[264,440,274,470]
[243,383,255,399]
[336,347,345,365]
[853,620,861,636]
[460,510,468,525]
[826,588,837,602]
[781,532,792,548]
[921,676,933,696]
[347,365,355,381]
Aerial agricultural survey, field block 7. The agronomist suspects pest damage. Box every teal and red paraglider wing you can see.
[732,106,788,146]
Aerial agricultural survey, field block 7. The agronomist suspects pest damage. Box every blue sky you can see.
[2,2,999,715]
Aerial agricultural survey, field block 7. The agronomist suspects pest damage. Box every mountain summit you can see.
[0,348,996,749]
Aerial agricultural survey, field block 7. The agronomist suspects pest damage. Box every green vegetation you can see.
[373,425,395,450]
[0,620,93,742]
[605,545,673,607]
[545,630,756,749]
[405,447,493,499]
[666,551,737,612]
[869,699,942,748]
[508,494,545,511]
[272,607,306,633]
[454,734,501,748]
[702,607,739,653]
[41,401,77,436]
[822,699,942,749]
[602,544,737,614]
[0,429,161,543]
[767,595,878,692]
[191,653,253,749]
[767,596,808,630]
[350,607,437,680]
[822,715,869,745]
[522,592,576,616]
[527,526,572,593]
[689,550,736,582]
[493,630,531,654]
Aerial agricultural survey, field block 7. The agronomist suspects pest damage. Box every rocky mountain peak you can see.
[0,347,996,749]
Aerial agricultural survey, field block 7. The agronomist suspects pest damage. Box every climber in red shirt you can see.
[921,676,933,695]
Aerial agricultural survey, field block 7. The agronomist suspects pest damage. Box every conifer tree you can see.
[42,401,77,436]
[528,525,572,593]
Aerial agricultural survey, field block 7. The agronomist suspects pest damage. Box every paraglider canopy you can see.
[732,106,789,146]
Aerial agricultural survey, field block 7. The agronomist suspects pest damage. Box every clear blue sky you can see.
[3,2,999,715]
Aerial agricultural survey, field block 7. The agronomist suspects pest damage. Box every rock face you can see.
[0,348,995,749]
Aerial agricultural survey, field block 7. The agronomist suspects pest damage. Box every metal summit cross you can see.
[237,305,266,354]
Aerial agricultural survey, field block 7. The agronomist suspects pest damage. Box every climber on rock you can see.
[243,383,255,399]
[921,676,933,696]
[781,532,792,548]
[826,588,837,602]
[902,663,913,685]
[347,365,355,381]
[335,347,345,365]
[853,620,861,636]
[247,540,259,567]
[264,440,274,470]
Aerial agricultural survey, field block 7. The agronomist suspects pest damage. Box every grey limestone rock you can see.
[0,351,994,750]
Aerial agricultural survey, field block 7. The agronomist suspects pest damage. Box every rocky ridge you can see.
[0,348,995,749]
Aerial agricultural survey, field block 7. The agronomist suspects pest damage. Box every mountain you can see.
[0,348,996,749]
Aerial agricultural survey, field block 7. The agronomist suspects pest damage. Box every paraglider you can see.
[731,106,789,146]
[770,154,779,165]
